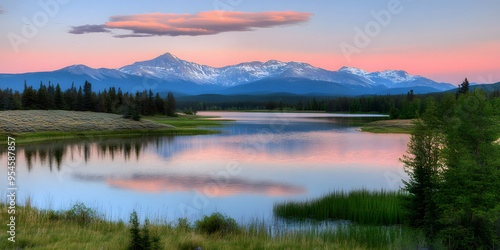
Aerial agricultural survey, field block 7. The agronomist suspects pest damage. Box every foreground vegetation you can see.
[400,87,500,249]
[274,189,405,226]
[0,201,425,249]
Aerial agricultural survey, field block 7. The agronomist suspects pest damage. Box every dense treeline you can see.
[0,81,177,120]
[402,79,500,248]
[178,89,500,118]
[2,80,500,119]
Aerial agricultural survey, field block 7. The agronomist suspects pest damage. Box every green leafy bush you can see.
[195,212,239,236]
[65,202,97,225]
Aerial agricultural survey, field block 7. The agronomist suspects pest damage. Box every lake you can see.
[1,112,409,222]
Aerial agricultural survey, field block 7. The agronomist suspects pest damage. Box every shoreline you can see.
[0,199,421,249]
[0,110,229,145]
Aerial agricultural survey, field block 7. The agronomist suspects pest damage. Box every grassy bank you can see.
[0,111,229,145]
[0,128,218,145]
[274,189,406,225]
[0,202,424,249]
[359,119,415,134]
[147,114,234,128]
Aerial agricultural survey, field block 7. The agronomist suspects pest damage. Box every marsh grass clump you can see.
[195,212,240,236]
[273,189,406,225]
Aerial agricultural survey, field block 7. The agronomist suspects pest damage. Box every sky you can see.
[0,0,499,84]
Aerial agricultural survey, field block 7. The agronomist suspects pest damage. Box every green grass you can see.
[360,126,414,134]
[360,119,415,134]
[148,116,234,128]
[0,128,219,145]
[274,189,407,226]
[0,201,425,249]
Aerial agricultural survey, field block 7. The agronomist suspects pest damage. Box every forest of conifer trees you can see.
[0,81,177,120]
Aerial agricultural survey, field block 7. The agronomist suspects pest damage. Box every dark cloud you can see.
[68,24,110,34]
[69,11,312,38]
[0,6,4,14]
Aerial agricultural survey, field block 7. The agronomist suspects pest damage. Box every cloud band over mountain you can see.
[69,11,312,37]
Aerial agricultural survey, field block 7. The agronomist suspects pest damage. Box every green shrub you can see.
[46,210,65,221]
[65,202,97,225]
[195,212,239,236]
[176,217,192,231]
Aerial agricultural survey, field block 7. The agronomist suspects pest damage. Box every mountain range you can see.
[0,52,459,96]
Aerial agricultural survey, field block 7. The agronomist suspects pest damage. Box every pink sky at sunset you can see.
[1,1,499,84]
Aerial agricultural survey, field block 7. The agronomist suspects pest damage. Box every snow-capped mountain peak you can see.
[2,52,459,95]
[338,66,370,76]
[114,53,454,90]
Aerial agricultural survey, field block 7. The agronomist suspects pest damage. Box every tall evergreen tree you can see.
[147,89,157,115]
[167,92,176,116]
[154,93,165,115]
[83,81,93,111]
[54,84,66,110]
[76,86,84,111]
[296,99,304,111]
[47,82,56,109]
[438,89,500,248]
[22,82,37,109]
[456,78,470,99]
[400,99,441,237]
[36,82,49,110]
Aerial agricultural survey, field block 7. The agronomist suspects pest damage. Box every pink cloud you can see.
[104,175,306,197]
[69,11,312,37]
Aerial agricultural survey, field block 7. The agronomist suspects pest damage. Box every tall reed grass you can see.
[273,189,406,225]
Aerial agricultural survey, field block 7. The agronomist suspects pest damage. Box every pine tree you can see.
[76,86,84,111]
[54,84,66,110]
[438,89,500,248]
[154,93,165,115]
[106,87,116,113]
[128,210,142,250]
[47,82,56,109]
[400,99,441,237]
[167,92,176,116]
[456,78,470,99]
[147,90,157,115]
[297,99,304,111]
[83,81,92,111]
[36,82,49,110]
[22,82,37,109]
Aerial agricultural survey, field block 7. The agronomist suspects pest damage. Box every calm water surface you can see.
[1,112,409,222]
